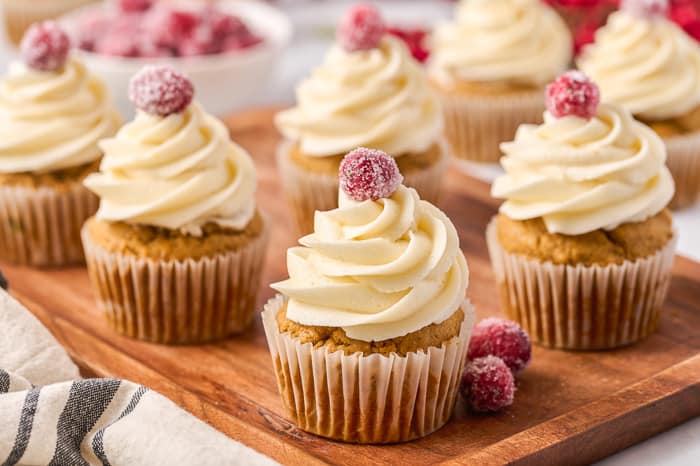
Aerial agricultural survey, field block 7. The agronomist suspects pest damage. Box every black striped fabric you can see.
[1,388,40,466]
[92,386,148,466]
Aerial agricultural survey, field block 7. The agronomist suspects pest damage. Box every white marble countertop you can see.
[1,1,697,464]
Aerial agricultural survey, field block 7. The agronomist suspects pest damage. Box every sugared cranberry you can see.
[20,21,70,72]
[118,0,153,13]
[468,318,531,374]
[339,148,403,202]
[621,0,669,19]
[460,356,515,413]
[144,7,198,49]
[337,4,385,52]
[96,33,140,57]
[129,65,194,117]
[545,70,600,119]
[76,11,110,52]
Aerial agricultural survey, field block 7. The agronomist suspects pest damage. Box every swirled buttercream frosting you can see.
[578,10,700,120]
[492,102,674,235]
[0,57,120,174]
[84,101,257,235]
[429,0,572,88]
[272,184,469,342]
[275,36,442,157]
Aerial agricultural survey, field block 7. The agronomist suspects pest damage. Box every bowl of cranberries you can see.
[60,0,292,116]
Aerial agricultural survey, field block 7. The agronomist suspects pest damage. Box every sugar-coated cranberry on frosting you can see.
[339,148,403,202]
[621,0,669,19]
[337,3,386,52]
[20,21,70,72]
[545,70,600,119]
[128,65,194,117]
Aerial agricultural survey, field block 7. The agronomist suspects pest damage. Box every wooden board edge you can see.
[440,355,700,466]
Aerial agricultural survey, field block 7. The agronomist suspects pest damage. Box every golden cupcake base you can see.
[262,294,475,444]
[486,219,677,350]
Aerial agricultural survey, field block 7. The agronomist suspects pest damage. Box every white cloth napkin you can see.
[0,290,278,466]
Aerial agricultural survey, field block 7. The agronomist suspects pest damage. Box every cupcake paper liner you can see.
[262,294,475,444]
[276,140,450,235]
[664,131,700,209]
[0,182,98,267]
[486,218,677,350]
[82,216,270,344]
[437,87,544,164]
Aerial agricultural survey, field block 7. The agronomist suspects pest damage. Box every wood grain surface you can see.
[2,108,700,466]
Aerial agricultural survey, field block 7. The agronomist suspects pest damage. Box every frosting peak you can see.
[0,57,121,174]
[429,0,572,87]
[272,184,468,342]
[84,101,257,235]
[492,102,674,235]
[275,36,442,157]
[578,10,700,120]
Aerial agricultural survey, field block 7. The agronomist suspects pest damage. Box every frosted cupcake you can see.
[262,148,474,443]
[488,71,677,350]
[82,66,269,344]
[0,22,121,266]
[429,0,572,164]
[275,4,446,234]
[578,0,700,208]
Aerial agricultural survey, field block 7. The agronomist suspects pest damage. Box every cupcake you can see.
[82,65,269,344]
[275,4,447,235]
[429,0,572,164]
[487,71,677,350]
[577,0,700,208]
[263,148,474,443]
[0,21,121,266]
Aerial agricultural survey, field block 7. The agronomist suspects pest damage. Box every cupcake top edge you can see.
[428,0,573,89]
[272,147,469,343]
[577,3,700,121]
[492,71,675,237]
[84,65,257,236]
[275,5,442,159]
[0,21,121,175]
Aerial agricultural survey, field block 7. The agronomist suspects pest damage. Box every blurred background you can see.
[1,0,698,112]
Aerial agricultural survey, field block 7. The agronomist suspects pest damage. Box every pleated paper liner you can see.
[262,294,475,444]
[664,131,700,209]
[436,87,544,164]
[82,217,270,344]
[486,219,677,350]
[0,182,98,267]
[276,140,450,235]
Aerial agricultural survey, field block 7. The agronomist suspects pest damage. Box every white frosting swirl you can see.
[0,57,120,174]
[84,101,256,235]
[578,11,700,120]
[272,185,469,342]
[429,0,572,87]
[275,36,443,157]
[492,103,674,235]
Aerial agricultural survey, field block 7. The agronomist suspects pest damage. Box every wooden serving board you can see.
[3,108,700,466]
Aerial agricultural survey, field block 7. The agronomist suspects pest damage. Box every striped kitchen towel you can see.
[0,289,277,466]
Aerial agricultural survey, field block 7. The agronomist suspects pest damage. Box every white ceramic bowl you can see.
[60,0,292,117]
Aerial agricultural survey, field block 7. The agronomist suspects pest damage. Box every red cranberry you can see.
[337,4,385,52]
[468,318,531,374]
[339,148,403,202]
[129,65,194,116]
[144,7,198,49]
[546,70,601,119]
[460,356,516,413]
[20,21,70,72]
